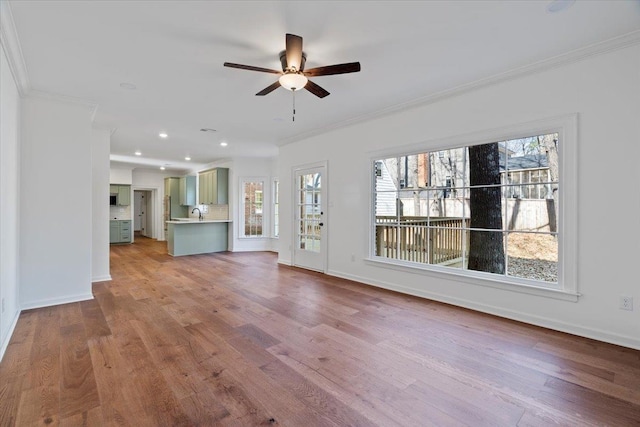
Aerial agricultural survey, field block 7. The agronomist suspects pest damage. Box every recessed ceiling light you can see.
[135,151,142,156]
[159,132,168,138]
[120,82,137,90]
[160,166,166,170]
[185,156,191,161]
[220,142,228,147]
[547,0,575,13]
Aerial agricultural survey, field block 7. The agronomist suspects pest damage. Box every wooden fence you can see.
[375,216,469,265]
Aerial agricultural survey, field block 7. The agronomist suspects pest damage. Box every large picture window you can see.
[371,116,577,296]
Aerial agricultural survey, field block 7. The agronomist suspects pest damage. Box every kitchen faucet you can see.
[192,207,203,221]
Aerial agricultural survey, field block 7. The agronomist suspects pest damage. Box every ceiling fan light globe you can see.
[279,73,308,91]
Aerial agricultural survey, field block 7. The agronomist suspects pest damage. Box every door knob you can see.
[319,222,324,226]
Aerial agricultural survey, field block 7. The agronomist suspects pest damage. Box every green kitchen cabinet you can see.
[110,184,131,206]
[120,220,131,242]
[198,170,211,205]
[109,221,120,243]
[198,168,228,205]
[166,221,229,256]
[179,175,196,206]
[118,185,131,206]
[165,177,188,218]
[110,220,132,244]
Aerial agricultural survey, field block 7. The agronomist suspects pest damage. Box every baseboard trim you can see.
[91,275,112,283]
[327,269,640,351]
[277,258,292,266]
[233,245,273,252]
[0,309,21,362]
[21,293,94,311]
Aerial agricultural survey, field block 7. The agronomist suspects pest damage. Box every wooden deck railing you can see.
[375,216,469,265]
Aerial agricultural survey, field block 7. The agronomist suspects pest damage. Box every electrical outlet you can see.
[620,296,633,311]
[351,254,356,262]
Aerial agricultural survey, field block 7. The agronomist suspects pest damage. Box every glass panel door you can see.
[294,166,326,272]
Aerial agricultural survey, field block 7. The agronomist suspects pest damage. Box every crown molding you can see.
[279,29,640,147]
[28,89,99,120]
[0,0,31,96]
[109,154,203,172]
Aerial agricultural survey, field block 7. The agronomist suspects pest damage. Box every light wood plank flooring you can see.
[1,237,639,426]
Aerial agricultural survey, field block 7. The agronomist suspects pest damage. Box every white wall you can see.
[92,129,111,282]
[278,44,640,349]
[110,166,132,185]
[0,42,21,359]
[20,96,94,309]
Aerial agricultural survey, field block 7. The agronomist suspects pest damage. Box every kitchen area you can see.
[163,167,231,256]
[110,167,231,256]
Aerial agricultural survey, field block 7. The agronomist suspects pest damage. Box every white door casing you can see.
[132,187,158,241]
[140,191,149,236]
[134,191,143,231]
[134,190,149,235]
[293,164,327,272]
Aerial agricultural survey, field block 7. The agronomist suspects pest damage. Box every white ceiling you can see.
[7,0,640,172]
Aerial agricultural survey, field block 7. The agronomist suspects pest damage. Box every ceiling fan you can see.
[223,33,361,99]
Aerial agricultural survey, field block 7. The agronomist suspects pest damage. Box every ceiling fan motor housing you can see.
[280,50,306,72]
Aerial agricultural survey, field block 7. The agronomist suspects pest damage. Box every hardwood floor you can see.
[1,237,639,426]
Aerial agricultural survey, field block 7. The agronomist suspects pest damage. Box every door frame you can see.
[133,190,144,233]
[131,186,158,241]
[291,161,328,273]
[134,190,151,237]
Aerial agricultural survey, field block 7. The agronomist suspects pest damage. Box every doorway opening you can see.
[134,190,152,238]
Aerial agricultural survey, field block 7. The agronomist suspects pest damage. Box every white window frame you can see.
[366,114,579,302]
[239,177,268,239]
[272,178,279,238]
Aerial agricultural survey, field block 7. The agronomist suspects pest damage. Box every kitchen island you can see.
[166,219,231,256]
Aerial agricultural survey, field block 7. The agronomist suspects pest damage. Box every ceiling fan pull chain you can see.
[292,90,296,122]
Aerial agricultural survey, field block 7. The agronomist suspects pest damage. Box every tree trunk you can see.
[540,134,559,233]
[407,154,421,215]
[468,143,505,274]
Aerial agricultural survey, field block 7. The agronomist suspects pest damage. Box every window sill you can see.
[364,257,580,302]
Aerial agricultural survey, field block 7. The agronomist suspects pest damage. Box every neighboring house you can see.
[502,153,551,199]
[376,142,555,231]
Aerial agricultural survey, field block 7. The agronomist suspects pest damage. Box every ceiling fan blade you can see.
[285,33,303,71]
[255,81,281,96]
[305,80,330,98]
[223,62,282,75]
[303,62,361,77]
